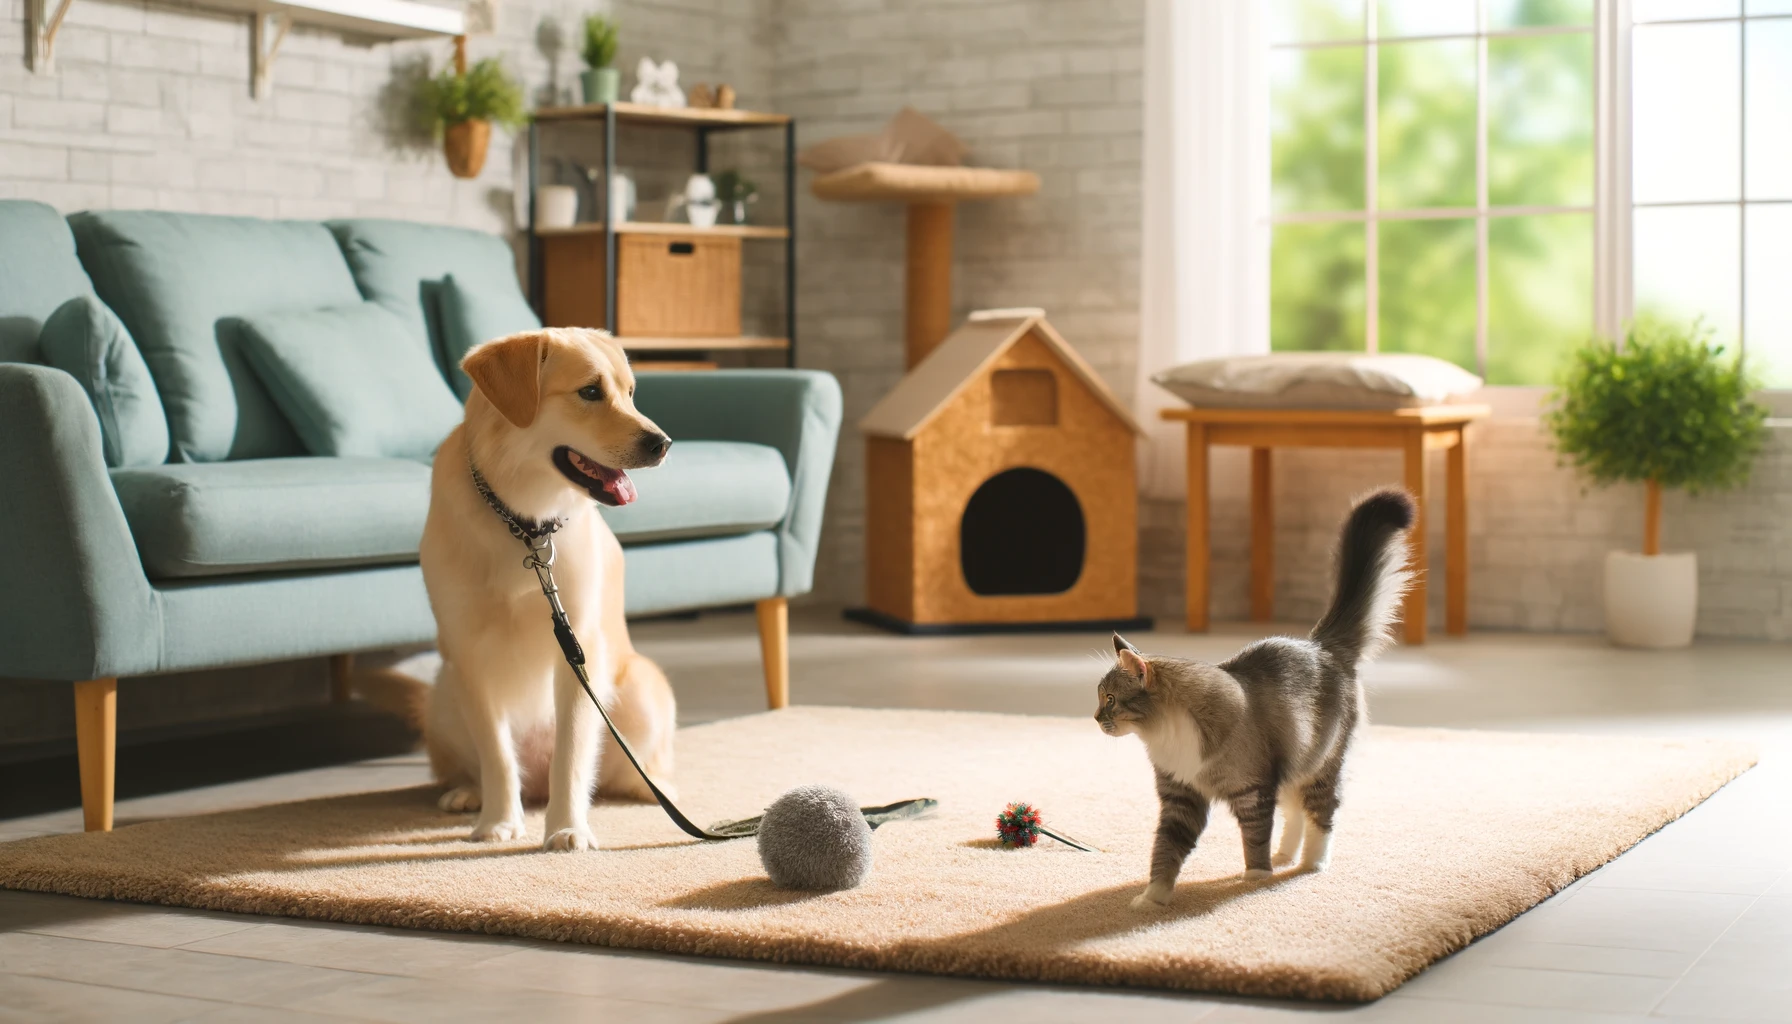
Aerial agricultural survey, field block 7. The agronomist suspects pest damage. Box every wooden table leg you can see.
[1185,423,1210,632]
[1250,447,1273,622]
[1402,431,1428,644]
[1446,428,1468,635]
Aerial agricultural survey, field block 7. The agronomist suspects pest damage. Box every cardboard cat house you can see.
[850,309,1149,633]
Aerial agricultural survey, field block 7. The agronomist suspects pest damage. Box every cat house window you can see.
[990,369,1058,426]
[959,467,1085,595]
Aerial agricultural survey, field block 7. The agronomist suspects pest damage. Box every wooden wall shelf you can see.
[536,222,789,240]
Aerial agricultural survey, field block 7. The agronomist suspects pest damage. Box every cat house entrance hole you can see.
[959,468,1085,596]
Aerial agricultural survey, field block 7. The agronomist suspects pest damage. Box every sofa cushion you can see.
[70,211,367,462]
[234,302,461,460]
[112,457,431,579]
[38,296,169,468]
[0,200,98,364]
[326,219,536,396]
[438,272,543,397]
[600,440,790,543]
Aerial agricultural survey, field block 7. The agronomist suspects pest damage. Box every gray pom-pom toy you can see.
[757,785,873,891]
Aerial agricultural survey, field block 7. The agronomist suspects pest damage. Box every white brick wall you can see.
[770,0,1147,608]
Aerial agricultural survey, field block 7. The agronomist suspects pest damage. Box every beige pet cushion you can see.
[1153,352,1484,411]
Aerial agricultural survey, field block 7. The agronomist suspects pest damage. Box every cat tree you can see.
[810,162,1039,368]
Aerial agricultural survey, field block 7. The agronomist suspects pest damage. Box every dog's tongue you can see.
[599,465,637,506]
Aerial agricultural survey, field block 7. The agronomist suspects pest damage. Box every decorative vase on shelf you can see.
[444,119,491,179]
[581,67,619,105]
[537,185,578,229]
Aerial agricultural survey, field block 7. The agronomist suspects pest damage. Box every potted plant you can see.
[581,14,620,105]
[419,57,527,179]
[713,169,758,224]
[1544,319,1768,648]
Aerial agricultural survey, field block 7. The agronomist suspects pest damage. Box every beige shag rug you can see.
[0,708,1755,1001]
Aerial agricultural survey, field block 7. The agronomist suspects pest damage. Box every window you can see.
[1270,1,1596,385]
[1632,1,1792,386]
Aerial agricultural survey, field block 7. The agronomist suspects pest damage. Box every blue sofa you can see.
[0,201,841,831]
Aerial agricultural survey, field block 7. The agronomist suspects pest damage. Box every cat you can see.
[1095,488,1416,910]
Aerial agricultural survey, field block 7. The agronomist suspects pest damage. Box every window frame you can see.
[1269,0,1792,400]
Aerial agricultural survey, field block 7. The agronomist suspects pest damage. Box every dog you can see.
[418,327,679,850]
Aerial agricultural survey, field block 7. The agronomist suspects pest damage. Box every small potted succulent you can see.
[1545,319,1768,648]
[581,14,620,105]
[420,57,527,179]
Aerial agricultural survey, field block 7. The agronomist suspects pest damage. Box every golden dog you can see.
[419,327,677,850]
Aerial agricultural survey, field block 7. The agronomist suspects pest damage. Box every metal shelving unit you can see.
[526,102,796,368]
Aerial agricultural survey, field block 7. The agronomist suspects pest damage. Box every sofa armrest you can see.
[634,370,843,598]
[0,364,160,681]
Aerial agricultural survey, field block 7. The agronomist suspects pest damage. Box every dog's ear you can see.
[463,333,545,428]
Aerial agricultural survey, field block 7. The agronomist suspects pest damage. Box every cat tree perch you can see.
[811,162,1039,368]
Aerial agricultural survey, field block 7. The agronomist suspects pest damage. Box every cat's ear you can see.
[1116,646,1150,684]
[1112,632,1141,656]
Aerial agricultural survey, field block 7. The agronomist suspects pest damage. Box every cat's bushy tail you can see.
[1310,489,1417,665]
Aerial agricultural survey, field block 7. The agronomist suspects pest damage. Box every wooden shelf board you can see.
[536,222,789,240]
[192,0,463,38]
[533,102,790,128]
[810,162,1041,203]
[616,336,790,352]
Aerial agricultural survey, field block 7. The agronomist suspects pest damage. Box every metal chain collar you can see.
[468,459,564,544]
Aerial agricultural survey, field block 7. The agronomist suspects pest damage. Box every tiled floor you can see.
[2,611,1790,1023]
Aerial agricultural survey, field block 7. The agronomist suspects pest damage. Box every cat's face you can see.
[1095,666,1153,736]
[1095,633,1154,737]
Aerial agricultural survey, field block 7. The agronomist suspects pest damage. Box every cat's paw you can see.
[438,786,481,813]
[1242,868,1274,881]
[1129,882,1173,910]
[542,827,597,852]
[469,815,526,843]
[1300,831,1334,872]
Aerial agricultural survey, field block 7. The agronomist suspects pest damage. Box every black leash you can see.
[472,460,934,841]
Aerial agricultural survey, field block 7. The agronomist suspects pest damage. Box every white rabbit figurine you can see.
[631,58,686,108]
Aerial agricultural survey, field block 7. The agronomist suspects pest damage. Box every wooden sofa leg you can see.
[328,654,354,704]
[73,678,117,832]
[755,597,790,710]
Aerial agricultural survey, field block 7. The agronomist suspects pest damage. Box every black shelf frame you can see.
[525,107,797,368]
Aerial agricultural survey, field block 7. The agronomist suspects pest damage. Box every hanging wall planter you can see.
[419,54,525,181]
[444,119,491,178]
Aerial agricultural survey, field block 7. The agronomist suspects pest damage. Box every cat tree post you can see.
[811,162,1040,368]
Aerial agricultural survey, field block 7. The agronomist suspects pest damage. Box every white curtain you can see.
[1135,0,1271,499]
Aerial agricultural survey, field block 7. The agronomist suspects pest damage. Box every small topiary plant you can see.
[1544,318,1768,556]
[582,14,619,70]
[419,57,528,132]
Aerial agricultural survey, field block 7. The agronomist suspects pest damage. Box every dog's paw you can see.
[1243,868,1274,881]
[543,827,597,852]
[469,816,526,843]
[438,786,481,813]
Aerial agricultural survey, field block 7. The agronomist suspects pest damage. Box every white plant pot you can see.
[537,185,578,229]
[1603,551,1698,649]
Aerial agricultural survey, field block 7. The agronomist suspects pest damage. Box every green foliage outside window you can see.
[1270,0,1596,384]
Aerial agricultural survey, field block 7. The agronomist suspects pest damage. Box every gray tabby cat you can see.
[1095,488,1416,910]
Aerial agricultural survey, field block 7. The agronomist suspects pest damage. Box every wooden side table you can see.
[1160,404,1490,644]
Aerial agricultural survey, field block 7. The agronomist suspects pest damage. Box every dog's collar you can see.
[468,459,563,544]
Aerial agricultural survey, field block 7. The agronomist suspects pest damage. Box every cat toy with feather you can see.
[995,801,1098,851]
